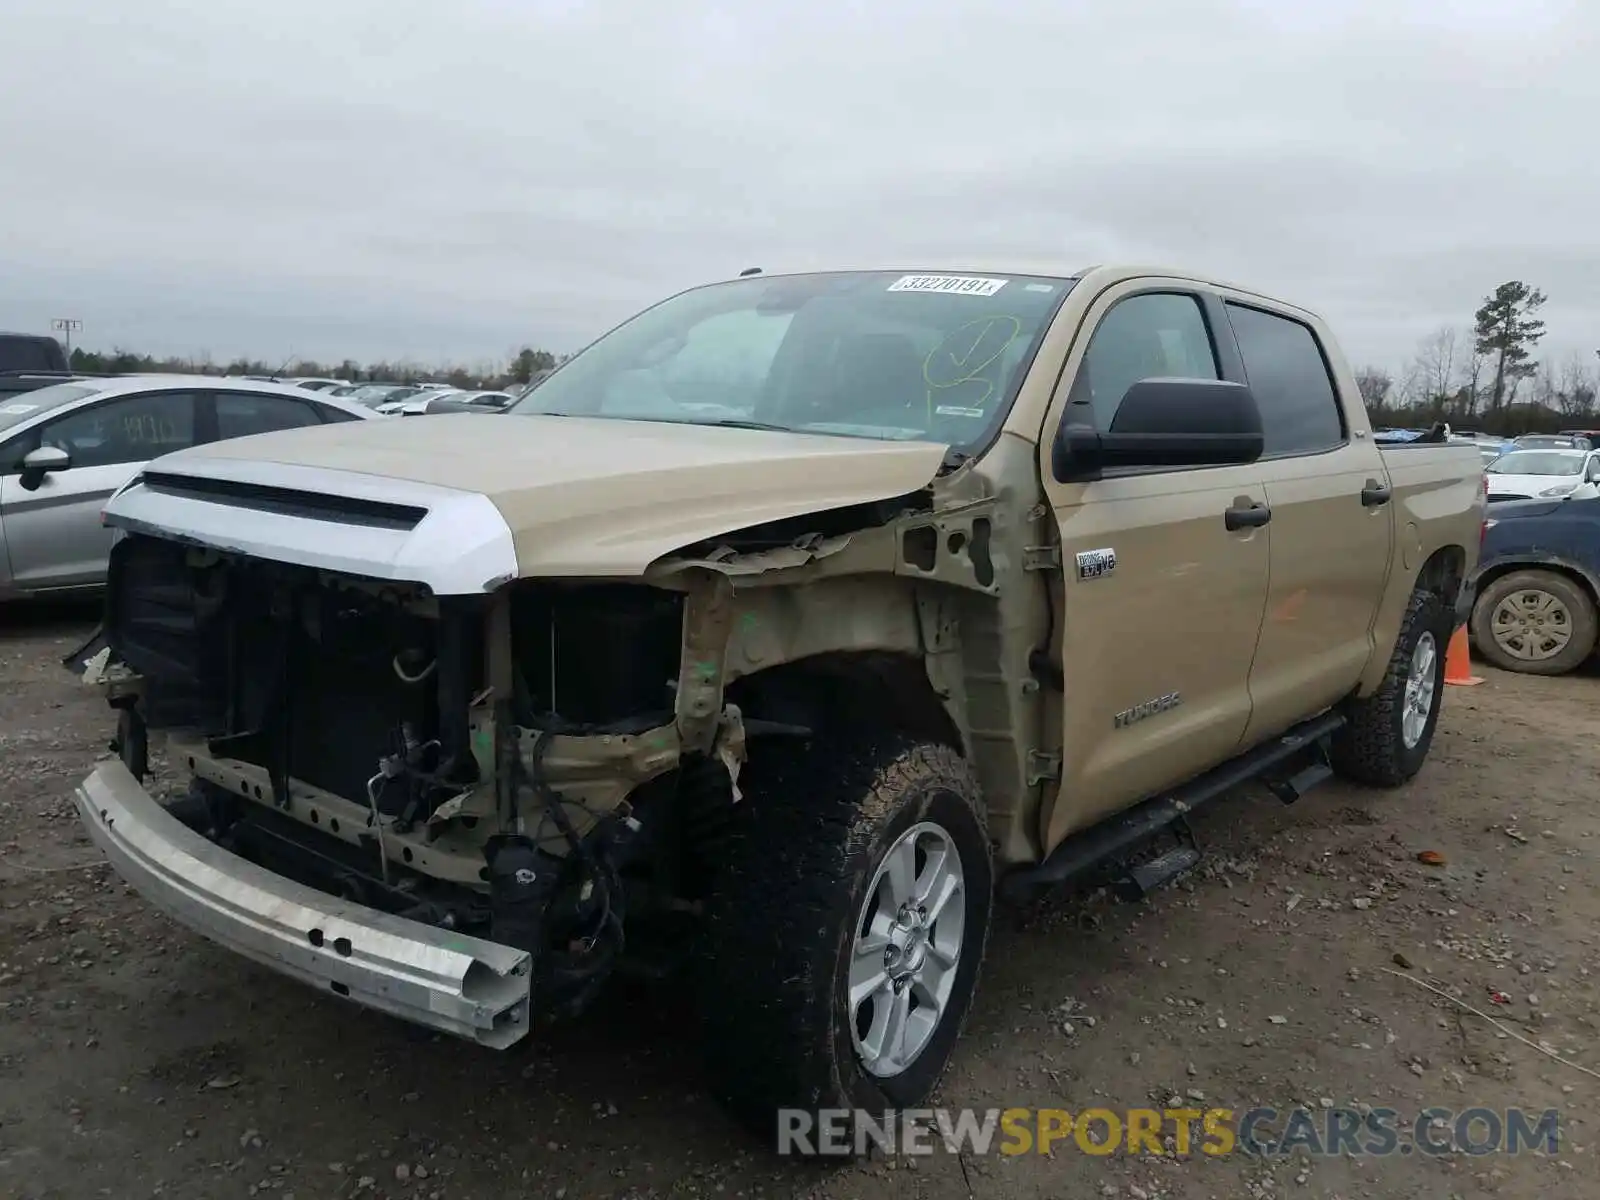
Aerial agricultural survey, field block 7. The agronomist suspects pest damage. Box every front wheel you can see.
[695,736,992,1153]
[1470,569,1599,676]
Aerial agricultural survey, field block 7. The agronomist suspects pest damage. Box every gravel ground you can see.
[2,600,1596,1200]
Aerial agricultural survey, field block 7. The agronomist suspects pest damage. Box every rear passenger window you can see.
[1225,303,1345,456]
[1069,293,1219,430]
[215,393,321,440]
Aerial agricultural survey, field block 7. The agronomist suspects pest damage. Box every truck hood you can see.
[108,414,949,590]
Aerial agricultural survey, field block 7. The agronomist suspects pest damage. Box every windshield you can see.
[1488,450,1585,476]
[506,270,1077,450]
[0,382,103,436]
[1514,436,1576,449]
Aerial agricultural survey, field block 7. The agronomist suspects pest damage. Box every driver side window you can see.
[1068,293,1220,430]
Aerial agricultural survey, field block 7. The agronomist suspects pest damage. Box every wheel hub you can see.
[1400,631,1438,750]
[1492,589,1572,661]
[886,907,931,982]
[848,821,967,1079]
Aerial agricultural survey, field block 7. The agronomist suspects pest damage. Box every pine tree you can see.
[1473,281,1547,414]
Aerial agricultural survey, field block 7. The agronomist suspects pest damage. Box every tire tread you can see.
[1330,588,1447,788]
[695,735,989,1141]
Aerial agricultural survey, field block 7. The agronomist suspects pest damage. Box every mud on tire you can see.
[1330,587,1451,788]
[695,735,992,1154]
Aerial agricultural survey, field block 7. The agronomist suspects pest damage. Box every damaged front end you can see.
[69,419,1027,1053]
[80,526,750,1042]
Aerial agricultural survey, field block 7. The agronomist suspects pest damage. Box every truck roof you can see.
[723,263,1327,324]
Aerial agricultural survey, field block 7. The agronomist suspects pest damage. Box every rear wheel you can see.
[1470,569,1599,676]
[695,735,992,1153]
[1331,587,1450,787]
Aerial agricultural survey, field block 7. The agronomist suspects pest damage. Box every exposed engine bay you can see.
[100,530,739,1018]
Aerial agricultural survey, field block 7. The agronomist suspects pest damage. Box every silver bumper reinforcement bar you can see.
[75,760,532,1048]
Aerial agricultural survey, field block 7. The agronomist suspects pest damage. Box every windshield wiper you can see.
[692,418,801,433]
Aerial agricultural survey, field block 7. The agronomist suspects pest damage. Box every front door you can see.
[1037,283,1272,851]
[0,390,197,590]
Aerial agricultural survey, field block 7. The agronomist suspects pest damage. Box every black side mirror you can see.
[1052,378,1264,482]
[19,445,71,491]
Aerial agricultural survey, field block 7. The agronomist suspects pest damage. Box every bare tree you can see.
[1406,327,1459,418]
[1353,367,1393,413]
[1556,353,1598,420]
[1462,347,1486,418]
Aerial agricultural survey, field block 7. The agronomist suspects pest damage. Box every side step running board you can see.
[1265,758,1333,805]
[1113,816,1200,901]
[1000,709,1346,904]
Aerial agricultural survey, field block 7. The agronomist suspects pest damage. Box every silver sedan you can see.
[0,375,376,600]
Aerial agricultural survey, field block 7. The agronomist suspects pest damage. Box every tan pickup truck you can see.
[72,264,1484,1148]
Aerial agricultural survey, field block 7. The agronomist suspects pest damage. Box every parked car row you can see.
[374,388,516,415]
[214,375,521,414]
[288,379,517,415]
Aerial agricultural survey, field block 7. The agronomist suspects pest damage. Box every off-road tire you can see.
[1330,588,1451,788]
[1470,569,1599,676]
[695,735,992,1154]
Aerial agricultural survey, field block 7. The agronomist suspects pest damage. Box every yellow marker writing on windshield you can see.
[922,315,1023,422]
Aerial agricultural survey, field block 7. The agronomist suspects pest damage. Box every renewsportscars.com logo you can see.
[776,1106,1563,1158]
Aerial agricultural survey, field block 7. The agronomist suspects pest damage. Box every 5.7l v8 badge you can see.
[1075,548,1117,581]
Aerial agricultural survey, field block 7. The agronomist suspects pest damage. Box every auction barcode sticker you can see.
[887,274,1008,297]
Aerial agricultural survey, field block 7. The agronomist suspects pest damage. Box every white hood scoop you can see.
[103,458,518,595]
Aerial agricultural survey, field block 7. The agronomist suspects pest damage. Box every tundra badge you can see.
[1114,692,1182,729]
[1075,547,1117,581]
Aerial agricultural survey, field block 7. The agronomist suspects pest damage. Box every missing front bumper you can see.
[74,760,532,1048]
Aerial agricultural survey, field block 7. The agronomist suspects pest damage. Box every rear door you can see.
[1038,282,1272,845]
[0,389,198,589]
[1220,299,1394,746]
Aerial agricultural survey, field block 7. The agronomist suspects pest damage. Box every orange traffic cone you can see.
[1444,625,1483,686]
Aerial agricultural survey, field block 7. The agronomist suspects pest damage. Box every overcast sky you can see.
[2,0,1596,379]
